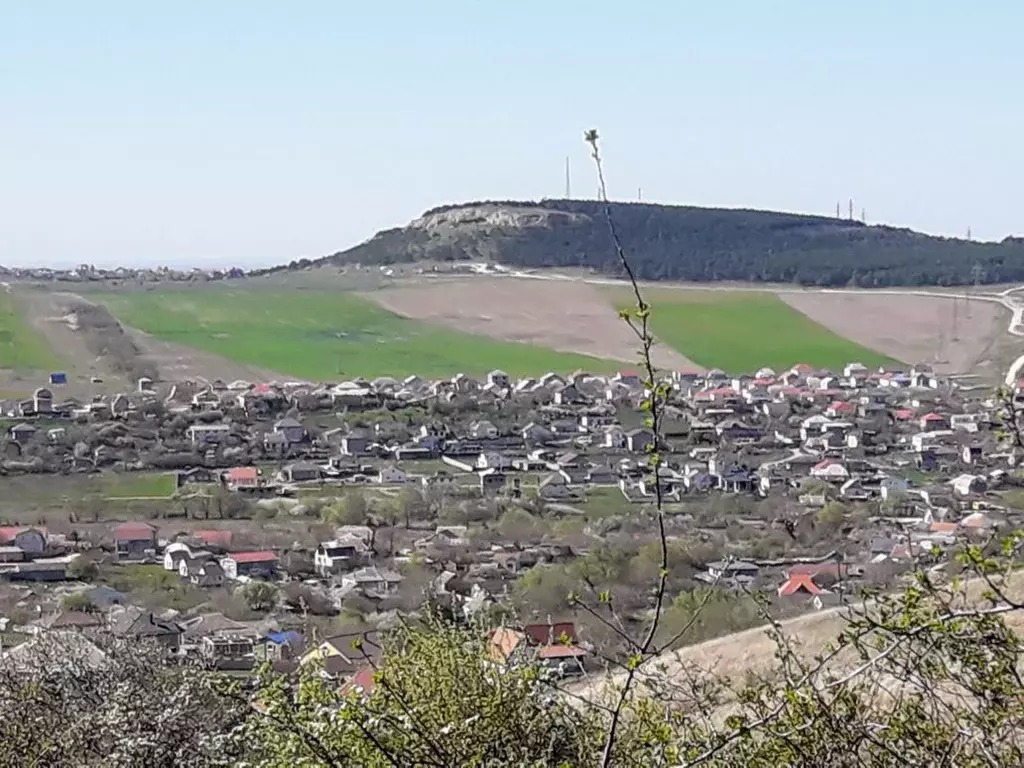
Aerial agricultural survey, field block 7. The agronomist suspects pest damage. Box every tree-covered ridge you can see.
[291,200,1024,287]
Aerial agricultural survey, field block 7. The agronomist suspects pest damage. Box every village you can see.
[0,360,1020,689]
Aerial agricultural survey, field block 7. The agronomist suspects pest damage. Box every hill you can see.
[264,200,1024,287]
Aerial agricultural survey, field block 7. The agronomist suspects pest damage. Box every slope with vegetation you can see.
[263,199,1024,287]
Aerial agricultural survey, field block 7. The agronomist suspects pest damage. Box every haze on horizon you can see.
[2,1,1022,270]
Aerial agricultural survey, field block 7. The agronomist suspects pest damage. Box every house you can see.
[810,459,850,483]
[163,541,194,571]
[0,526,47,556]
[340,434,372,456]
[341,566,403,596]
[469,420,498,439]
[625,428,655,453]
[377,465,407,484]
[32,387,54,414]
[187,424,231,446]
[479,470,506,495]
[109,608,182,650]
[488,622,586,677]
[414,525,469,550]
[113,522,157,560]
[221,551,279,580]
[9,423,37,444]
[263,630,305,661]
[920,412,951,432]
[0,546,25,563]
[951,473,987,497]
[188,560,225,587]
[199,634,257,670]
[521,422,554,444]
[192,529,233,551]
[225,466,259,488]
[486,370,511,389]
[476,452,513,471]
[777,573,826,597]
[273,417,307,443]
[315,537,370,576]
[300,630,382,678]
[282,461,322,483]
[701,560,760,585]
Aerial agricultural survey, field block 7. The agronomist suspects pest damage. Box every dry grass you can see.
[576,570,1024,707]
[367,277,700,372]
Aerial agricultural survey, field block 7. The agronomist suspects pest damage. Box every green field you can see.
[0,294,60,371]
[103,472,178,499]
[609,289,901,373]
[100,290,619,379]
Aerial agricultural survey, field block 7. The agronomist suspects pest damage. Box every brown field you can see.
[368,278,701,371]
[779,293,1006,375]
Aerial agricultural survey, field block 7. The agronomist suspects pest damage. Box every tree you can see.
[0,637,245,767]
[66,555,99,582]
[60,592,97,612]
[238,581,278,613]
[323,491,370,526]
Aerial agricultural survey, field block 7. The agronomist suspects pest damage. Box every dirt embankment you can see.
[368,277,701,372]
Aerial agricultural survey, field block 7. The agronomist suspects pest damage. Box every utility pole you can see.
[848,198,854,221]
[637,187,642,202]
[836,201,841,218]
[861,207,866,223]
[565,156,571,198]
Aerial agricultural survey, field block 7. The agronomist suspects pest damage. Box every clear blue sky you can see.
[2,1,1022,268]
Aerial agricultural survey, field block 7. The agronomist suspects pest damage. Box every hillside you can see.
[268,200,1024,287]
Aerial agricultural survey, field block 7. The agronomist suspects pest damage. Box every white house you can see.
[315,536,370,577]
[377,465,408,484]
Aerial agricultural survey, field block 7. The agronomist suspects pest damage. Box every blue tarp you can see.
[49,372,67,384]
[265,630,303,646]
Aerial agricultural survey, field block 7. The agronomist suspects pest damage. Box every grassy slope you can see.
[100,290,620,379]
[0,294,61,371]
[608,288,901,372]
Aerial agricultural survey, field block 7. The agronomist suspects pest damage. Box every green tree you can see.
[66,555,99,582]
[238,580,278,613]
[60,592,97,612]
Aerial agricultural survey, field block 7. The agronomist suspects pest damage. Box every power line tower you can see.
[836,201,841,218]
[848,198,854,220]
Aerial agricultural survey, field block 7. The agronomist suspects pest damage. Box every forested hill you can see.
[274,200,1024,287]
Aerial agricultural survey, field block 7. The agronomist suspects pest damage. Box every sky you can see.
[2,1,1022,269]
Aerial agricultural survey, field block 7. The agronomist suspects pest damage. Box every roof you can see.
[113,522,156,541]
[488,627,524,661]
[921,412,947,421]
[0,526,47,543]
[524,622,578,647]
[227,550,278,564]
[193,529,233,547]
[266,630,304,646]
[778,573,824,597]
[226,467,258,483]
[340,665,378,694]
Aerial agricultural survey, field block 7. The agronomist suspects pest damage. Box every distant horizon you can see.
[0,196,1013,272]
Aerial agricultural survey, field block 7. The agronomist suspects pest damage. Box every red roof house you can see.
[226,467,259,487]
[777,573,825,597]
